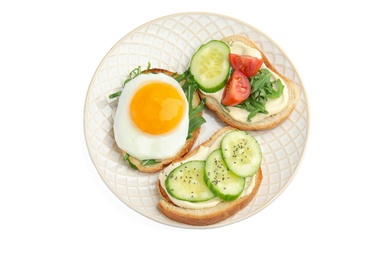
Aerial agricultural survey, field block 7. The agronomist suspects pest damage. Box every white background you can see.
[1,1,389,259]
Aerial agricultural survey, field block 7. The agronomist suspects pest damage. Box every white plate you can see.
[84,12,309,228]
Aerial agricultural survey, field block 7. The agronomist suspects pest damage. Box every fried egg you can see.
[113,73,189,160]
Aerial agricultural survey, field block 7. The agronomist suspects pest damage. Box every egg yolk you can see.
[130,82,185,135]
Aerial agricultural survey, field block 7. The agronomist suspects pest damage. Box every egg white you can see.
[113,73,189,160]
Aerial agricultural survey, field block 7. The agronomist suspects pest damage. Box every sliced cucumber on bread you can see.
[157,126,263,226]
[165,161,215,202]
[221,130,262,177]
[204,149,245,201]
[190,40,230,93]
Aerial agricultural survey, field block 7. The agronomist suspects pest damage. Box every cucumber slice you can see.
[165,161,215,202]
[221,130,262,177]
[204,149,245,201]
[190,40,230,93]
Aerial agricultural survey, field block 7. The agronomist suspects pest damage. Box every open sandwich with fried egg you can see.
[110,67,205,173]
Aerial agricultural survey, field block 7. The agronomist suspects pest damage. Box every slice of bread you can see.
[157,126,263,226]
[123,68,202,173]
[198,35,299,131]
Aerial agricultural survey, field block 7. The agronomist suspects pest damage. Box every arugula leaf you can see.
[175,69,207,139]
[123,153,138,170]
[187,116,206,139]
[109,91,122,99]
[141,159,160,166]
[124,153,158,168]
[235,68,284,122]
[268,79,284,98]
[186,80,206,119]
[109,63,150,99]
[189,98,206,119]
[123,65,142,86]
[250,70,272,93]
[174,70,189,82]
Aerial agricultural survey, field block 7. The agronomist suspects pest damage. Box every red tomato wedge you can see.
[221,70,251,106]
[229,53,263,77]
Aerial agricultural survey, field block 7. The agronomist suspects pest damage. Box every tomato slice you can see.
[221,70,251,106]
[229,53,263,77]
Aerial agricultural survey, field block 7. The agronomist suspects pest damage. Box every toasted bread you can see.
[198,35,299,131]
[122,68,202,173]
[157,126,263,226]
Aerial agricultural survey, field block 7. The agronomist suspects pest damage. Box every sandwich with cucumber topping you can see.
[157,126,263,226]
[190,35,299,130]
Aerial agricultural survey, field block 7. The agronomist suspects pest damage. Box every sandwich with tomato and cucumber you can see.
[189,35,299,130]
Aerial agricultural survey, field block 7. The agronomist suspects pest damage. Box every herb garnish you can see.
[234,68,284,122]
[123,153,138,170]
[108,62,151,99]
[140,159,160,166]
[175,69,206,139]
[123,153,161,168]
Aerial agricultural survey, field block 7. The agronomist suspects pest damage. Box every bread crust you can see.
[199,35,299,131]
[157,126,263,226]
[122,68,202,173]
